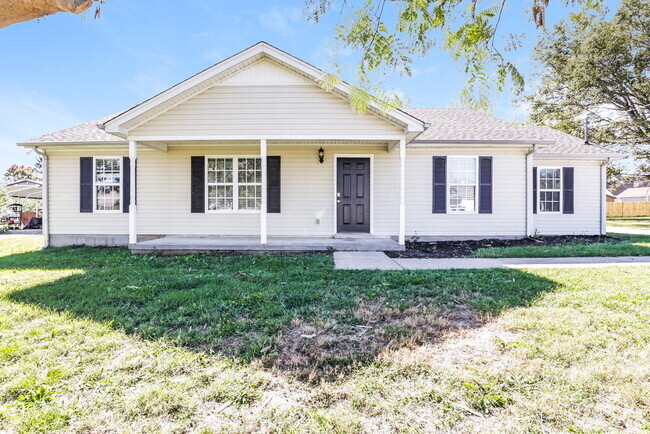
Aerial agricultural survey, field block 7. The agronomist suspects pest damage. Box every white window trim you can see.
[93,156,122,213]
[447,155,479,214]
[537,166,563,214]
[205,155,262,214]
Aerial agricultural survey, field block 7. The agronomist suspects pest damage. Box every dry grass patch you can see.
[275,299,485,381]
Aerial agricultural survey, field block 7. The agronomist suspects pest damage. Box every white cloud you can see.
[411,65,439,77]
[257,6,304,36]
[125,70,172,100]
[0,83,81,171]
[124,50,177,101]
[202,46,225,63]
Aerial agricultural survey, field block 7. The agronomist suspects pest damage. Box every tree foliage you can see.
[526,0,650,175]
[307,0,601,110]
[3,164,39,183]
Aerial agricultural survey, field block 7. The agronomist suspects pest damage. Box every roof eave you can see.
[534,152,625,160]
[409,139,554,146]
[17,140,128,148]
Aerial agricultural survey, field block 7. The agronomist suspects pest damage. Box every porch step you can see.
[333,232,375,239]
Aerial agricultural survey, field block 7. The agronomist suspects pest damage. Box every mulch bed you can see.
[385,235,615,259]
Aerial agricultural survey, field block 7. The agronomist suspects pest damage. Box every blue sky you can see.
[0,0,613,171]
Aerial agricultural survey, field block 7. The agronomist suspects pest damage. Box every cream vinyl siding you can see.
[48,150,128,235]
[218,58,313,86]
[130,84,402,138]
[135,145,400,237]
[405,149,528,237]
[533,158,603,235]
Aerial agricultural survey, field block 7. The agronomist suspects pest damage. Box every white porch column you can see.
[260,139,268,245]
[128,140,137,245]
[601,160,607,235]
[399,138,406,245]
[526,149,534,236]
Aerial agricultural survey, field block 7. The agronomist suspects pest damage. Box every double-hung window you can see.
[94,157,121,212]
[538,167,562,213]
[448,157,478,212]
[206,157,262,212]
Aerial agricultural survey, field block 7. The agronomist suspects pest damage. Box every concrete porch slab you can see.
[130,235,404,254]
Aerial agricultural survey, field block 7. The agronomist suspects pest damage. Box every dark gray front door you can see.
[337,158,370,233]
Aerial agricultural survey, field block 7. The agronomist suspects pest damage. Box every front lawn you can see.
[0,236,648,432]
[473,234,650,258]
[608,217,650,229]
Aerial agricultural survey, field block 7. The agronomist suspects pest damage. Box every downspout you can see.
[600,158,610,236]
[525,144,538,237]
[32,147,49,248]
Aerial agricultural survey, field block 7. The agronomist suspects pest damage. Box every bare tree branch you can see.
[0,0,99,29]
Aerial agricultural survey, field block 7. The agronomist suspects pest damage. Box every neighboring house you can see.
[17,42,622,250]
[6,179,42,200]
[606,191,618,202]
[617,187,650,202]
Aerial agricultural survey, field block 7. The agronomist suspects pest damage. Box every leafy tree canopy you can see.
[3,164,39,184]
[307,0,602,110]
[525,0,650,176]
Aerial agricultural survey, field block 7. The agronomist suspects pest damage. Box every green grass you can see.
[607,217,650,229]
[473,234,650,258]
[0,236,648,432]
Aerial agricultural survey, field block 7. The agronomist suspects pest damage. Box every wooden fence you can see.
[607,201,650,217]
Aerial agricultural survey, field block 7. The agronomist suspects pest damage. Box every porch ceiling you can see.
[137,138,397,150]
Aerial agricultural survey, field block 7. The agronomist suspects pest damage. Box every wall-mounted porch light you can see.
[318,147,325,164]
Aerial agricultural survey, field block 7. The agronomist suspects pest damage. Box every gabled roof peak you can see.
[102,41,425,139]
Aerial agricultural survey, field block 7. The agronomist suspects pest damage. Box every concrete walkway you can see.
[334,251,650,270]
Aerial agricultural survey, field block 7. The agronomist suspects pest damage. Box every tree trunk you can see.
[0,0,95,29]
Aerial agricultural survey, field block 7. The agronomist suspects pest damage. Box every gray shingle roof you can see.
[403,108,548,142]
[19,107,621,158]
[22,113,126,144]
[523,125,620,156]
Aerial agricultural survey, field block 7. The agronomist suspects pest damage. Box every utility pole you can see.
[584,116,590,144]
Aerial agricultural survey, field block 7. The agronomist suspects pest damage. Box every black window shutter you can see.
[191,156,205,213]
[432,156,446,213]
[478,156,493,214]
[563,167,574,214]
[267,156,281,213]
[532,167,537,214]
[123,157,130,213]
[80,157,93,213]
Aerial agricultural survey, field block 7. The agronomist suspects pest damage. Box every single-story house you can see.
[617,187,650,202]
[17,42,622,252]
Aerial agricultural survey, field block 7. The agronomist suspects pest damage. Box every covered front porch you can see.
[130,234,403,254]
[125,137,409,250]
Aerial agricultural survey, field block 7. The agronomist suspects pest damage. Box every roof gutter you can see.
[534,153,624,160]
[17,140,128,148]
[410,139,555,146]
[31,147,49,249]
